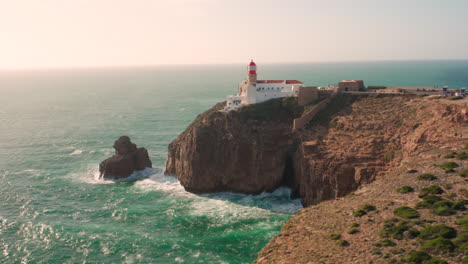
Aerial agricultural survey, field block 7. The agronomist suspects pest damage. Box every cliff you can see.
[165,98,303,193]
[166,94,466,204]
[291,94,467,206]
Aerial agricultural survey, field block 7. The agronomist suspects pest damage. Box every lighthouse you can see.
[224,60,304,110]
[247,60,257,83]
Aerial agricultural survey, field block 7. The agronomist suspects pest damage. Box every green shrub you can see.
[433,206,455,216]
[422,195,444,204]
[397,186,414,193]
[465,143,468,149]
[405,250,431,264]
[348,228,359,234]
[337,240,349,247]
[416,195,445,209]
[432,200,456,216]
[353,209,367,217]
[393,206,420,219]
[424,259,448,264]
[443,152,457,158]
[380,221,410,240]
[329,233,341,240]
[452,201,466,210]
[463,256,468,264]
[374,239,396,247]
[439,161,459,170]
[418,185,444,197]
[407,169,419,173]
[361,204,377,212]
[350,223,360,228]
[453,231,468,246]
[422,237,456,253]
[445,168,456,173]
[418,174,437,181]
[460,169,468,177]
[353,204,377,217]
[456,152,468,160]
[406,228,420,239]
[419,225,457,240]
[457,216,468,230]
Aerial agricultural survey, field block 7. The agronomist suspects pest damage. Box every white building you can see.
[225,60,304,110]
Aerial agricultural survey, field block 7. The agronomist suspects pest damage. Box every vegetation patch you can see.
[380,219,410,240]
[415,195,444,209]
[439,162,459,170]
[406,228,420,239]
[422,237,456,254]
[460,169,468,177]
[432,201,456,216]
[404,250,431,264]
[352,204,377,217]
[456,216,468,230]
[397,186,414,193]
[350,223,360,228]
[419,225,457,240]
[329,233,341,240]
[374,239,396,247]
[424,258,448,264]
[347,228,359,234]
[418,185,444,197]
[393,206,420,219]
[337,240,349,247]
[456,152,468,160]
[443,152,457,158]
[417,173,438,181]
[407,169,419,174]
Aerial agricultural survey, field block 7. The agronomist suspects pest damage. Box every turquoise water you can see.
[1,61,467,263]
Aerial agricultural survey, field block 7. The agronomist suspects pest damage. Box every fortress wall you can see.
[338,80,365,92]
[298,86,318,106]
[293,92,338,131]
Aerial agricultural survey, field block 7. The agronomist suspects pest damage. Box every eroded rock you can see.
[99,136,152,179]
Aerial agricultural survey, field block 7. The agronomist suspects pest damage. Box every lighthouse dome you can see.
[249,60,256,66]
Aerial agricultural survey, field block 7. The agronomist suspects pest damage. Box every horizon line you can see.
[1,58,468,72]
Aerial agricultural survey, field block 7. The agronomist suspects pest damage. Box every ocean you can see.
[1,60,467,263]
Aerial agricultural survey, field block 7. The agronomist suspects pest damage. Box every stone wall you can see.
[293,92,338,131]
[337,80,365,92]
[297,86,318,106]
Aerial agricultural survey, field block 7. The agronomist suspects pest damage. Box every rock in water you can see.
[99,136,152,179]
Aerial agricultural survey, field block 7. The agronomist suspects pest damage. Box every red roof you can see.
[249,60,256,66]
[248,70,256,74]
[256,80,303,84]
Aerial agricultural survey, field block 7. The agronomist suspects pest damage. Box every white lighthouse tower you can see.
[246,60,258,104]
[224,60,304,110]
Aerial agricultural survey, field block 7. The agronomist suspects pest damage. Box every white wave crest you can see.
[70,149,83,156]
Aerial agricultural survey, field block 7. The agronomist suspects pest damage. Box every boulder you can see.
[99,136,152,179]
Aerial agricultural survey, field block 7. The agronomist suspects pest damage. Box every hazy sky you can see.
[1,0,467,69]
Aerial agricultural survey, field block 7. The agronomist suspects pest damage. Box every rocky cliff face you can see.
[165,98,302,193]
[166,94,467,205]
[291,94,467,206]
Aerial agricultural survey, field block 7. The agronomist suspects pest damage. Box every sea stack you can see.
[99,136,152,179]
